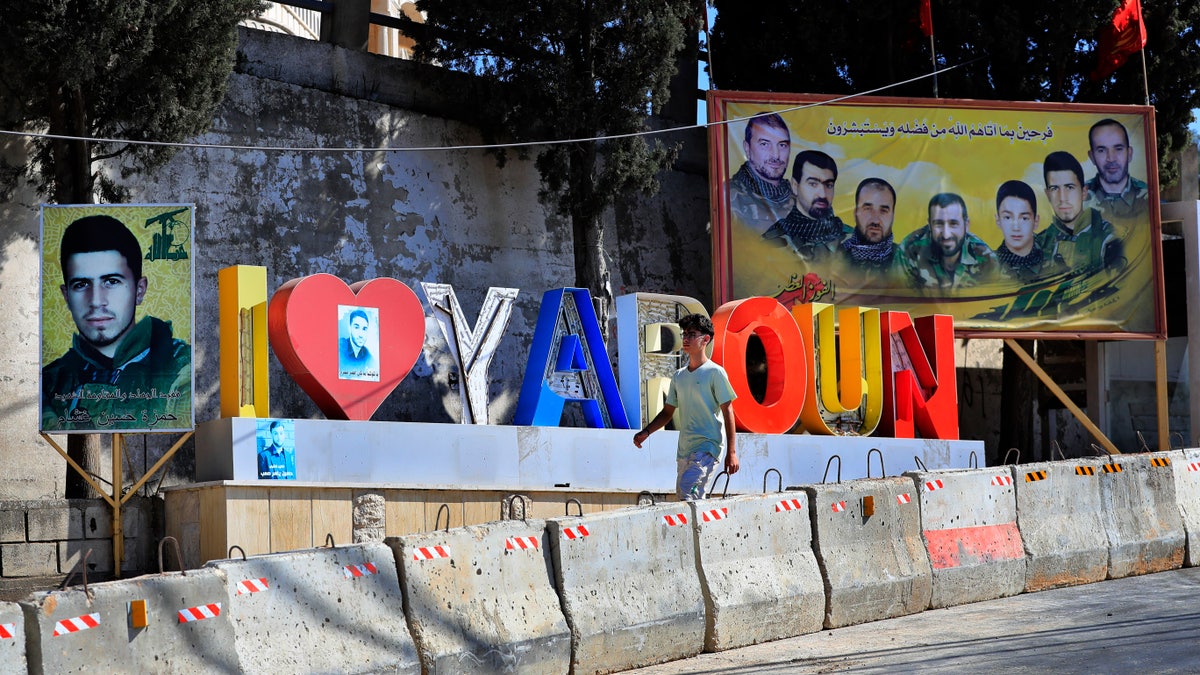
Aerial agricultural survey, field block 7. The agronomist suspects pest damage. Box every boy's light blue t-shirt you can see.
[665,359,737,460]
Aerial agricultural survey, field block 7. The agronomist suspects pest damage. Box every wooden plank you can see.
[384,489,426,536]
[269,487,313,553]
[463,491,504,526]
[223,486,270,559]
[312,488,353,548]
[1156,340,1170,450]
[198,487,228,566]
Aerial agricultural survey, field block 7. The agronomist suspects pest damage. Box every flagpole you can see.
[1139,46,1149,106]
[930,34,939,98]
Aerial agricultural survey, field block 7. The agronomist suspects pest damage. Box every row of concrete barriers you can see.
[1,447,1197,674]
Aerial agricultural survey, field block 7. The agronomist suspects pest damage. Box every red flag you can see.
[918,0,933,38]
[1091,0,1147,80]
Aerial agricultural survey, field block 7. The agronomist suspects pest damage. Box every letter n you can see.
[513,288,629,429]
[878,312,958,439]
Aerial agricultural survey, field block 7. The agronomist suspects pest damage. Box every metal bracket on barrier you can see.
[434,503,453,531]
[322,533,336,548]
[59,548,93,598]
[158,536,185,575]
[822,456,842,484]
[1172,432,1186,450]
[1091,443,1112,457]
[867,449,885,478]
[913,456,928,472]
[763,468,782,493]
[968,451,978,469]
[1003,448,1020,465]
[565,498,583,517]
[1136,431,1150,452]
[501,494,531,521]
[228,545,247,561]
[1051,440,1066,461]
[709,471,731,499]
[636,491,657,507]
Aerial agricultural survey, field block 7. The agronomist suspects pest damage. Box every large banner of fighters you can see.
[708,92,1165,338]
[40,204,195,433]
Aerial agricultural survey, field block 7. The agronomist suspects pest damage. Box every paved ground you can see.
[623,566,1200,674]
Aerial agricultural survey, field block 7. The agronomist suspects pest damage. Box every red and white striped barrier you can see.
[236,577,269,595]
[831,501,847,513]
[178,603,222,623]
[0,623,14,639]
[343,562,381,576]
[1188,462,1200,472]
[992,475,1013,486]
[775,498,804,512]
[52,613,99,637]
[700,507,728,522]
[925,479,945,492]
[505,536,539,551]
[410,547,451,562]
[561,525,591,540]
[662,512,689,527]
[896,493,911,505]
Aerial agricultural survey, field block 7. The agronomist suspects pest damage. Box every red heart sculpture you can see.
[268,274,424,420]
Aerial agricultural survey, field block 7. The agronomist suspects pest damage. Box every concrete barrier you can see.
[1014,460,1109,591]
[0,602,26,674]
[1173,448,1200,567]
[907,467,1025,608]
[803,477,931,628]
[689,492,823,651]
[390,519,570,674]
[22,568,239,673]
[207,542,419,674]
[1093,452,1185,578]
[548,503,705,674]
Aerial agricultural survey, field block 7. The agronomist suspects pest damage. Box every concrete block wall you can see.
[2,450,1199,672]
[0,498,160,581]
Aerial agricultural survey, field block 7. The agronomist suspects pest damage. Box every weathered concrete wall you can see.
[0,28,711,500]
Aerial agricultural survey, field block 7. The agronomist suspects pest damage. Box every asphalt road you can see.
[622,566,1200,674]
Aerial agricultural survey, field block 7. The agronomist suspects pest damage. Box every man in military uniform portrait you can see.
[835,177,903,282]
[41,214,192,431]
[901,192,999,290]
[992,179,1067,283]
[762,150,849,261]
[1038,151,1124,276]
[728,113,795,234]
[1083,118,1148,221]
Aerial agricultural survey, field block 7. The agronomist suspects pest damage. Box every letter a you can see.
[513,288,629,429]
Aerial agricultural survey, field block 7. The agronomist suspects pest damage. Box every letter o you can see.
[711,297,807,434]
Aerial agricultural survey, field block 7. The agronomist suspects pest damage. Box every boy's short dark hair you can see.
[677,313,714,337]
[60,215,143,281]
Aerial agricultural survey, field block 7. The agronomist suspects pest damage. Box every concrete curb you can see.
[390,520,569,674]
[907,468,1025,608]
[1014,459,1109,591]
[689,492,823,651]
[21,569,237,673]
[548,504,705,675]
[207,542,419,674]
[1093,452,1185,578]
[803,477,931,628]
[1172,448,1200,567]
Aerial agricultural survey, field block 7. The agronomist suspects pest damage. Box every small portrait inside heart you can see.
[337,304,380,382]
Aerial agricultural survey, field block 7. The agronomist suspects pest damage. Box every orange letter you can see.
[878,312,958,439]
[711,297,806,434]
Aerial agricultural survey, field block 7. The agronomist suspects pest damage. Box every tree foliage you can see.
[0,0,264,202]
[711,0,1200,185]
[407,0,700,321]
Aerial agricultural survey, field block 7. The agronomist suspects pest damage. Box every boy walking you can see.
[633,314,739,500]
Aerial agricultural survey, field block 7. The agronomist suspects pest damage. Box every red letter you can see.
[878,312,958,439]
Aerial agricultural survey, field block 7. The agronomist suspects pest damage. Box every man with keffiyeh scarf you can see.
[762,150,850,262]
[834,177,903,283]
[729,113,795,234]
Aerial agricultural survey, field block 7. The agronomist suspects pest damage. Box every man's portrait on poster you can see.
[40,210,193,432]
[338,305,380,382]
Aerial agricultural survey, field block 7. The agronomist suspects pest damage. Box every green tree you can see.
[0,0,263,496]
[404,0,700,327]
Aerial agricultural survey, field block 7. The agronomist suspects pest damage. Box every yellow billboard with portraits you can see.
[708,92,1164,338]
[40,204,194,433]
